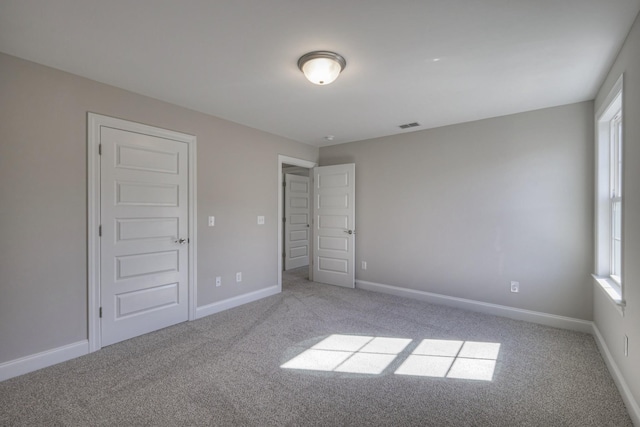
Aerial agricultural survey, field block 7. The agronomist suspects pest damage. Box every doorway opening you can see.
[277,156,356,290]
[277,156,316,290]
[283,165,311,271]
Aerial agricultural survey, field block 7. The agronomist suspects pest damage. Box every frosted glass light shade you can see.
[301,57,341,85]
[298,51,346,85]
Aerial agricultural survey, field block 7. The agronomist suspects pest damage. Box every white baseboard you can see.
[196,285,280,319]
[0,340,89,382]
[1,286,281,382]
[356,280,593,333]
[592,325,640,425]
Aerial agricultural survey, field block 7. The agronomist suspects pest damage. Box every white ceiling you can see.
[1,1,638,147]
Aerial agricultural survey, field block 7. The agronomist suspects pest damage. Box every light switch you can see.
[257,216,265,225]
[208,216,215,227]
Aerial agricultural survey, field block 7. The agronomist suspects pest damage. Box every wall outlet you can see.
[215,276,221,287]
[510,281,519,293]
[257,216,265,225]
[208,216,215,227]
[361,261,367,270]
[236,272,242,282]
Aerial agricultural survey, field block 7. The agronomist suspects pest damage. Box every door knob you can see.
[344,230,354,235]
[175,238,188,244]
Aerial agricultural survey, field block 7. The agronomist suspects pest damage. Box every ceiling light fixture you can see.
[298,51,346,85]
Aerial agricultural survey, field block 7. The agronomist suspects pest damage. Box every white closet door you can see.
[100,126,189,346]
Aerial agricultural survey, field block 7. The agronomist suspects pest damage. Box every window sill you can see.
[592,274,625,316]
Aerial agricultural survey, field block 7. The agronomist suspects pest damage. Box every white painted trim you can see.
[277,155,317,290]
[595,74,624,118]
[592,324,640,425]
[0,341,88,382]
[356,280,593,333]
[592,275,625,316]
[188,131,198,321]
[87,113,197,352]
[196,285,280,319]
[594,74,625,304]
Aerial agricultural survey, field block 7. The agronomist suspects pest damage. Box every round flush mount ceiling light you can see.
[298,51,346,85]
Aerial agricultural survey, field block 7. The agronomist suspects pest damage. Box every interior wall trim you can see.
[356,280,593,333]
[195,285,280,320]
[592,325,640,425]
[0,340,89,382]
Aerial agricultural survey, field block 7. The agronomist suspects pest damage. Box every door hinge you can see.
[283,181,286,187]
[99,307,102,318]
[98,144,102,155]
[283,217,286,223]
[99,225,102,236]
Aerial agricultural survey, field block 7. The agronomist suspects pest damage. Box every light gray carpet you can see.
[0,268,632,426]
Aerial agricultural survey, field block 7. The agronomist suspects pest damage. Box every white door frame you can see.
[277,155,317,289]
[88,113,197,352]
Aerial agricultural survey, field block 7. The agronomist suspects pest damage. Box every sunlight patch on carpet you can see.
[395,339,500,381]
[281,335,411,375]
[281,335,500,380]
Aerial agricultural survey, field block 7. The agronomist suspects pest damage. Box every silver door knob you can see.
[344,230,354,235]
[175,238,188,244]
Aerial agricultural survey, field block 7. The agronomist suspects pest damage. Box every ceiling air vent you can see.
[399,122,420,129]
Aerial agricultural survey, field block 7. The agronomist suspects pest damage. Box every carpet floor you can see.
[0,268,633,426]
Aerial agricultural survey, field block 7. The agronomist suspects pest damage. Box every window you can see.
[594,75,624,307]
[610,112,622,283]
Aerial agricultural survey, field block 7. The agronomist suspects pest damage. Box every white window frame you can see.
[593,74,625,312]
[610,112,622,283]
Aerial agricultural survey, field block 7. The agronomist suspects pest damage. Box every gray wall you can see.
[320,102,594,320]
[593,11,640,409]
[0,53,318,363]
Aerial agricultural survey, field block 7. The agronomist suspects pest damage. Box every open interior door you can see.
[313,164,355,288]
